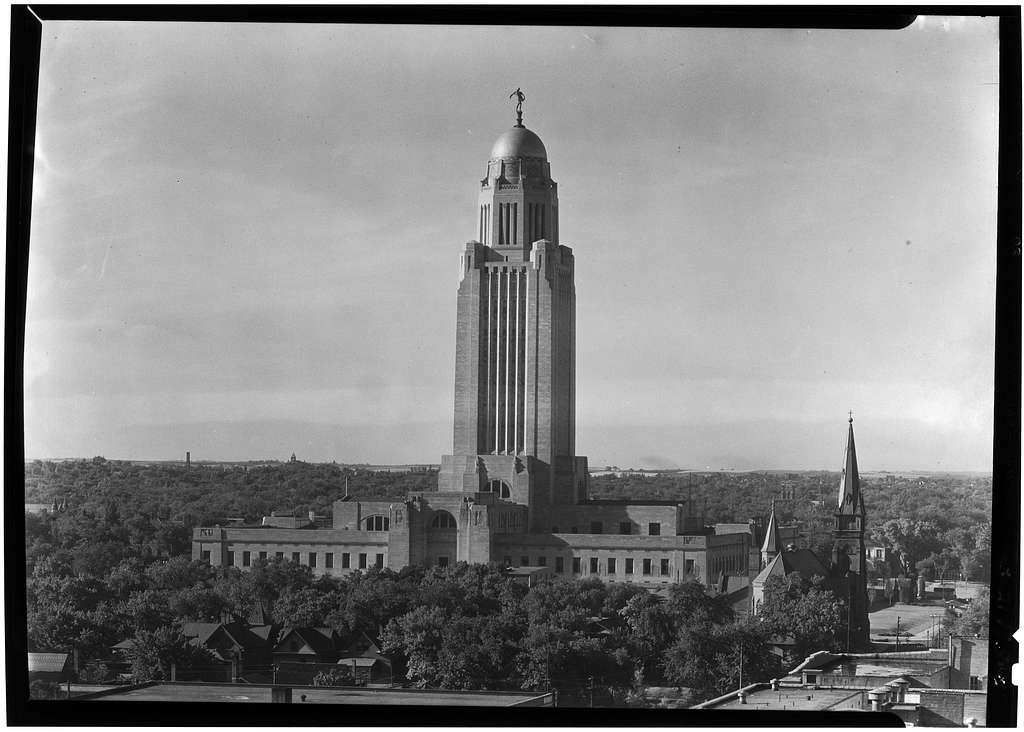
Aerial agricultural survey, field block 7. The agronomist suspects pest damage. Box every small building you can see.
[181,621,276,671]
[336,633,392,686]
[693,645,989,726]
[693,677,985,726]
[28,653,72,683]
[505,565,553,587]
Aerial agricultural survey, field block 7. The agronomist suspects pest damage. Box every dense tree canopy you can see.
[22,459,991,703]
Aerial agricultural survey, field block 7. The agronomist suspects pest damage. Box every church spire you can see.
[836,414,863,517]
[760,498,782,567]
[762,499,780,553]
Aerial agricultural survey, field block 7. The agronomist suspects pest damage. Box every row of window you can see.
[362,515,389,531]
[220,550,385,570]
[503,554,692,577]
[551,521,662,536]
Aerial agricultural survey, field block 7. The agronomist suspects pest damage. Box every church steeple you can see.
[835,414,864,528]
[760,498,782,568]
[831,414,870,650]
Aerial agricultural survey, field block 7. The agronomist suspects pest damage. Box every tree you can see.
[125,626,216,683]
[313,666,353,687]
[619,593,676,683]
[759,572,844,658]
[274,586,339,628]
[145,556,216,591]
[945,588,989,638]
[663,619,778,701]
[872,519,943,575]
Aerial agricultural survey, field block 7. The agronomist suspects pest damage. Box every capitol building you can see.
[192,106,760,591]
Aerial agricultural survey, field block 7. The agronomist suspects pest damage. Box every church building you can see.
[751,416,871,649]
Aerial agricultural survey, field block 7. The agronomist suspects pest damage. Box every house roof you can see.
[273,627,340,656]
[342,631,382,657]
[182,622,273,652]
[181,622,221,646]
[28,653,70,673]
[753,549,830,585]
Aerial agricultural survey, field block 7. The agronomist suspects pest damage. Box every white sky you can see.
[24,18,999,470]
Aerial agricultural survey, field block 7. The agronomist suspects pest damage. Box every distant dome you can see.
[490,126,547,160]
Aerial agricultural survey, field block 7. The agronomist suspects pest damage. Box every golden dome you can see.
[489,126,547,160]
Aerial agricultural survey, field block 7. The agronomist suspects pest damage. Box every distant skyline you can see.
[25,19,999,470]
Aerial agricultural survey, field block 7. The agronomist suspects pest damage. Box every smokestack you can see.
[186,451,191,470]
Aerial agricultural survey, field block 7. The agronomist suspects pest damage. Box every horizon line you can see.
[22,456,993,475]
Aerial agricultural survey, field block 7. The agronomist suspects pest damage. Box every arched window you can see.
[488,480,512,499]
[363,515,389,531]
[431,511,457,529]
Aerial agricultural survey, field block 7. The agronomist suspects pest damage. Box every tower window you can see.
[488,480,511,498]
[431,511,457,529]
[363,515,389,531]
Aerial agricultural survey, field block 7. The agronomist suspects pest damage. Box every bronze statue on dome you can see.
[510,87,526,125]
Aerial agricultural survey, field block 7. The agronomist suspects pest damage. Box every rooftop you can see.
[704,685,869,712]
[80,682,551,707]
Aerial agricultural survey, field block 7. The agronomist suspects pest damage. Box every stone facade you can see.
[191,112,750,591]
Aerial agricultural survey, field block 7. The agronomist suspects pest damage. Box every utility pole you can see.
[896,616,901,652]
[738,641,744,690]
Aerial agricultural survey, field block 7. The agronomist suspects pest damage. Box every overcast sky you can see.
[25,18,999,470]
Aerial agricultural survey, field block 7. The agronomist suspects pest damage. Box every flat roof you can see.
[82,682,549,707]
[708,686,867,712]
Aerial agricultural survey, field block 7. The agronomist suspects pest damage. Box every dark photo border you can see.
[7,5,1020,727]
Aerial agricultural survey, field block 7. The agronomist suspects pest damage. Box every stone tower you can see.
[438,104,588,531]
[832,415,870,649]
